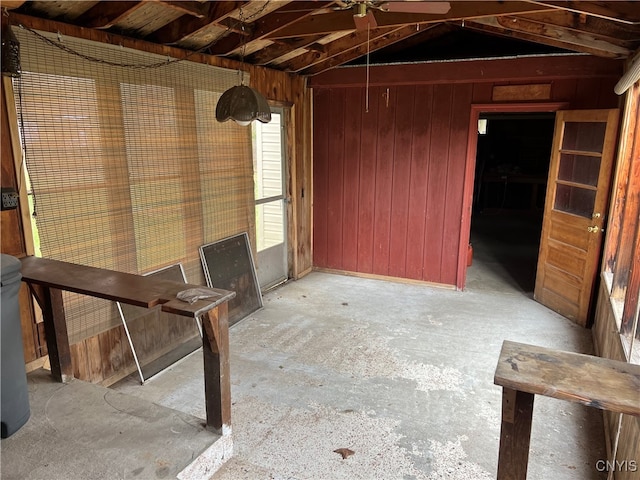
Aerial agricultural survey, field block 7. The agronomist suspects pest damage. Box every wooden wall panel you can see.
[312,56,620,287]
[326,90,346,270]
[373,87,396,276]
[405,85,433,280]
[1,79,25,258]
[472,82,493,103]
[442,84,474,286]
[342,90,362,273]
[313,89,330,268]
[593,283,640,480]
[356,89,379,274]
[2,76,43,364]
[551,79,577,103]
[388,86,414,279]
[424,84,452,283]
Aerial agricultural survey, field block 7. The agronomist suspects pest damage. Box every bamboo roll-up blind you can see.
[13,27,255,344]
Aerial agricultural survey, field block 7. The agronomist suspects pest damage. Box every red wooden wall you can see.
[312,56,621,287]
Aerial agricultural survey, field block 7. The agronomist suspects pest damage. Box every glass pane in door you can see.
[256,200,284,251]
[554,185,596,217]
[561,122,607,153]
[254,114,283,203]
[557,153,600,186]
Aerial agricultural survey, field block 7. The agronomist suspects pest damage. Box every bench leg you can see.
[201,303,231,435]
[29,284,73,382]
[497,387,534,480]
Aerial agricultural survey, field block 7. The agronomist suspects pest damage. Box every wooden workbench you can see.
[19,256,236,434]
[494,340,640,480]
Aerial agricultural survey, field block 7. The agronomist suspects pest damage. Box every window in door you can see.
[253,109,288,290]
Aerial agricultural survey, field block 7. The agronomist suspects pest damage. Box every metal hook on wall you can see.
[382,88,390,108]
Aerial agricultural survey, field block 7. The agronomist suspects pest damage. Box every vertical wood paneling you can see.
[575,78,603,108]
[388,86,415,278]
[70,341,89,380]
[312,57,621,288]
[593,283,640,480]
[2,78,42,364]
[551,79,576,105]
[1,80,25,258]
[86,335,103,382]
[372,87,397,275]
[442,84,474,285]
[99,327,121,380]
[405,85,433,280]
[356,88,379,273]
[423,84,453,282]
[342,89,362,272]
[597,77,619,109]
[326,90,346,269]
[472,82,493,103]
[312,89,331,267]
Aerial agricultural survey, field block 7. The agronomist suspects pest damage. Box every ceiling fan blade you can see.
[353,9,378,30]
[380,1,451,14]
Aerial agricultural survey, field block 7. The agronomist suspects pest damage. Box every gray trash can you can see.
[1,254,30,438]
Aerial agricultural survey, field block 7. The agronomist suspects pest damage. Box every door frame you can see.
[457,102,568,290]
[254,106,290,290]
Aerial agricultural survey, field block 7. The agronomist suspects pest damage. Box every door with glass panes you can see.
[534,109,619,326]
[253,109,288,290]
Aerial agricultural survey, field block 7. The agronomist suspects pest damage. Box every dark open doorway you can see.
[469,112,556,293]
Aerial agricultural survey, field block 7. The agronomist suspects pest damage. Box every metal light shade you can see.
[215,85,271,126]
[1,26,21,78]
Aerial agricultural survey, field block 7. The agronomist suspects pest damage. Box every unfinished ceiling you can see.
[4,1,640,75]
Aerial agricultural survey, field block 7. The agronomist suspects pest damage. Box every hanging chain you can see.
[14,1,271,70]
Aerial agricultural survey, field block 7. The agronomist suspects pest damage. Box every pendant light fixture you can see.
[1,24,21,77]
[215,8,271,126]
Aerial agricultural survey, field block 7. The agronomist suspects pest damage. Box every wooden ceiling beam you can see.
[153,1,208,18]
[526,1,640,25]
[268,1,556,39]
[279,26,403,72]
[309,54,621,86]
[494,15,629,58]
[149,1,246,44]
[290,23,456,74]
[76,1,146,29]
[267,10,356,38]
[246,35,327,65]
[519,10,640,42]
[206,1,334,56]
[467,17,626,58]
[497,15,631,57]
[301,24,438,76]
[0,1,25,9]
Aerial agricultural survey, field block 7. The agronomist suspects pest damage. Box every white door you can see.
[253,109,288,289]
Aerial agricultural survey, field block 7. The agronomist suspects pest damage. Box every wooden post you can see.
[30,284,73,382]
[201,302,231,435]
[496,387,534,480]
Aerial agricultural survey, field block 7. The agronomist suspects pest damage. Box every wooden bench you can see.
[494,340,640,480]
[19,256,236,435]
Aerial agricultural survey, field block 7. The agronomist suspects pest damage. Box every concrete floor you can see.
[116,213,606,480]
[2,212,607,479]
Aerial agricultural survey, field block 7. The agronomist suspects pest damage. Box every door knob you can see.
[592,212,601,219]
[587,225,599,233]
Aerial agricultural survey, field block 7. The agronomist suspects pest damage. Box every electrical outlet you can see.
[1,187,19,211]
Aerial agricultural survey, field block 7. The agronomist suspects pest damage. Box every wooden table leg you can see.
[497,387,534,480]
[201,302,231,435]
[29,284,73,383]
